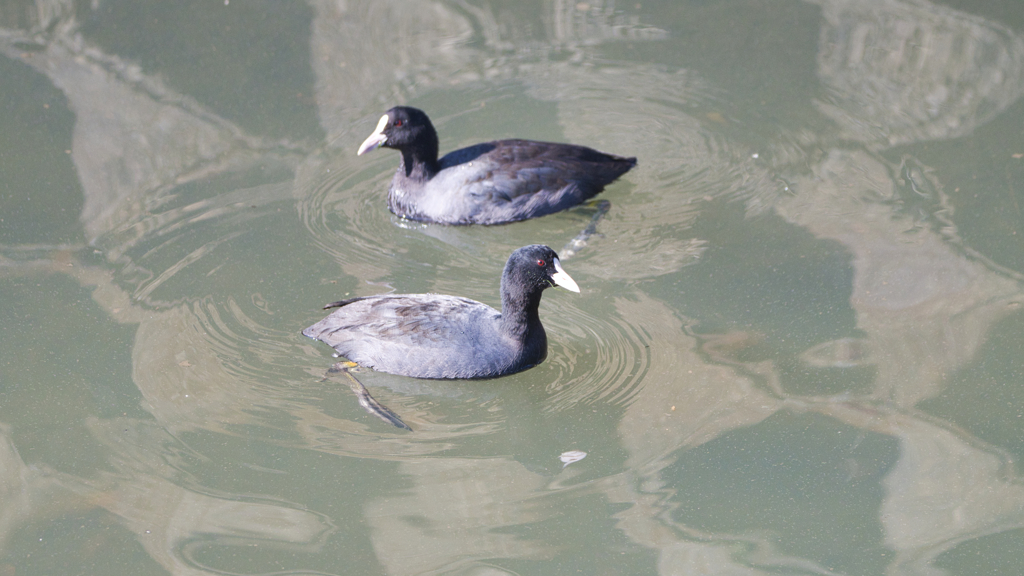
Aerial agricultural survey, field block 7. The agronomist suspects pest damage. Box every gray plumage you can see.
[303,245,580,379]
[357,106,636,225]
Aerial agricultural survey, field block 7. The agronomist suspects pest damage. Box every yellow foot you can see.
[319,360,359,381]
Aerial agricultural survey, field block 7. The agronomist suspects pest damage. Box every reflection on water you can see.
[2,0,1024,575]
[812,0,1024,147]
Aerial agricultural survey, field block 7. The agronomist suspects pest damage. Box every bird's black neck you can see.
[399,150,439,182]
[499,271,546,345]
[398,127,440,181]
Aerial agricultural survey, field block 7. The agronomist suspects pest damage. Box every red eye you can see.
[536,259,546,267]
[394,120,404,127]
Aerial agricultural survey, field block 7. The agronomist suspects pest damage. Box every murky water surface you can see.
[2,1,1024,574]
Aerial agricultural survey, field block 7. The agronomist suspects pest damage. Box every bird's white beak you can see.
[551,257,580,293]
[357,114,390,156]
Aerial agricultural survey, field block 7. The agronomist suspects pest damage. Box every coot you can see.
[303,245,579,379]
[357,106,636,225]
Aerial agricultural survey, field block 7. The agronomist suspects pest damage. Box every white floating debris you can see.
[559,450,587,467]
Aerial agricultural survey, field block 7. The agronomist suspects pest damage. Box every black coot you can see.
[303,245,579,379]
[357,106,636,225]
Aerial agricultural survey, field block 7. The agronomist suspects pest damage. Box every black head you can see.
[503,245,580,295]
[357,106,438,161]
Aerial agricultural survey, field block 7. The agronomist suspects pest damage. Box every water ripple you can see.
[540,298,652,413]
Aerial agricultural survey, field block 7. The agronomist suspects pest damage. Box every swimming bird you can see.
[303,245,579,379]
[357,106,636,225]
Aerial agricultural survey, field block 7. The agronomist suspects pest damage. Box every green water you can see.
[2,0,1024,574]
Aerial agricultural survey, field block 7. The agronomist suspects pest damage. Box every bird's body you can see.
[303,293,537,379]
[303,245,579,379]
[358,107,636,225]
